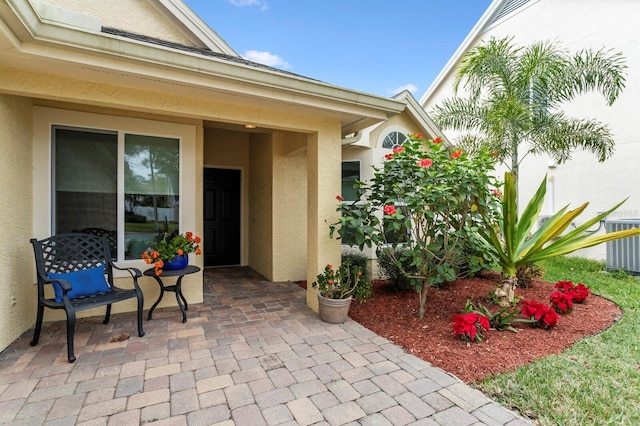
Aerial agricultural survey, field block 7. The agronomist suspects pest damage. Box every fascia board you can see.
[155,0,238,56]
[2,0,404,120]
[393,90,450,145]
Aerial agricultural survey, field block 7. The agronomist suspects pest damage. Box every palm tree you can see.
[430,36,627,193]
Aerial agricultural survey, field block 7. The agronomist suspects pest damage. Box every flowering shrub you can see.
[521,300,559,329]
[141,231,201,276]
[452,312,490,342]
[554,280,591,303]
[331,133,500,318]
[550,291,574,314]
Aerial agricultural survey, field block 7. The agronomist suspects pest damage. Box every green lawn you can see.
[476,256,640,425]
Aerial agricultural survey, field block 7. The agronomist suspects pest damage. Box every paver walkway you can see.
[0,267,533,425]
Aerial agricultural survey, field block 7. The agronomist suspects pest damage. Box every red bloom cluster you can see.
[417,158,433,168]
[451,149,463,159]
[554,280,591,303]
[550,291,574,314]
[452,312,490,342]
[383,205,397,216]
[521,300,559,329]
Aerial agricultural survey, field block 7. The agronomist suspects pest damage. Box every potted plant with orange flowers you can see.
[311,261,372,324]
[141,231,202,276]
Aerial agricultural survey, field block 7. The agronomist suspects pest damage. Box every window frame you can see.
[341,159,361,202]
[381,131,408,149]
[34,107,197,270]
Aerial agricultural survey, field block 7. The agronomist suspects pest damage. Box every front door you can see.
[203,168,241,266]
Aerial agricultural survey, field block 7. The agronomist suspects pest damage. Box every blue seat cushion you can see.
[49,265,112,303]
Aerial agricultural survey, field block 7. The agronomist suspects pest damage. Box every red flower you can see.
[452,312,489,342]
[550,292,574,314]
[491,189,502,198]
[540,307,559,328]
[433,137,442,144]
[573,283,591,303]
[393,146,405,154]
[521,300,559,329]
[418,158,433,168]
[554,280,575,293]
[384,153,393,160]
[451,149,463,159]
[411,132,422,139]
[336,195,344,201]
[383,205,397,215]
[554,280,590,303]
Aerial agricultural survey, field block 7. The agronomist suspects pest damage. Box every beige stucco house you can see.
[420,0,640,269]
[0,0,432,353]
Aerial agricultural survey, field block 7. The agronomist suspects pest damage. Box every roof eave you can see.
[0,0,405,132]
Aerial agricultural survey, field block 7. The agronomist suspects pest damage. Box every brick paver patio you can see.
[0,267,533,425]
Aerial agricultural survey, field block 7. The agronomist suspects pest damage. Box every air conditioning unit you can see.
[605,219,640,275]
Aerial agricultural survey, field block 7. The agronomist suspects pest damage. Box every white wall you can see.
[424,0,640,260]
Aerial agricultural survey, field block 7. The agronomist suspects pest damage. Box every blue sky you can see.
[183,0,493,98]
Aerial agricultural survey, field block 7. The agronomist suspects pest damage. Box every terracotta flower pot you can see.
[317,292,352,324]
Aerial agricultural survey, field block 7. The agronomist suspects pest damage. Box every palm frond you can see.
[529,113,615,163]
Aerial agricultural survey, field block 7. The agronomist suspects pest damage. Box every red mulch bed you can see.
[301,271,622,384]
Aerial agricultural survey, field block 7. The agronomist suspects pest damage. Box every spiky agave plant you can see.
[481,172,640,306]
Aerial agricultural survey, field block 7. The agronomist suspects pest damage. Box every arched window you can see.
[382,131,407,149]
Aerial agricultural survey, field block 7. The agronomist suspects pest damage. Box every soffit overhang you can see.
[0,0,405,134]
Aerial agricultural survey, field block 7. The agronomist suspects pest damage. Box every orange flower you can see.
[433,137,442,144]
[452,150,463,159]
[140,231,202,272]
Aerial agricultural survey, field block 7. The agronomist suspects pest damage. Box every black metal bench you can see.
[30,233,145,362]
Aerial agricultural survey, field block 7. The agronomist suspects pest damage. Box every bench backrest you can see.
[31,233,114,283]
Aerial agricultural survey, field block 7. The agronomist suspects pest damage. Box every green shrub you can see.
[376,247,414,291]
[341,252,370,285]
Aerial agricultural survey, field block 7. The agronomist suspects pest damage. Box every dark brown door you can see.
[203,168,241,266]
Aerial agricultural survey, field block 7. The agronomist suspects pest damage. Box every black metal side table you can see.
[144,265,201,323]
